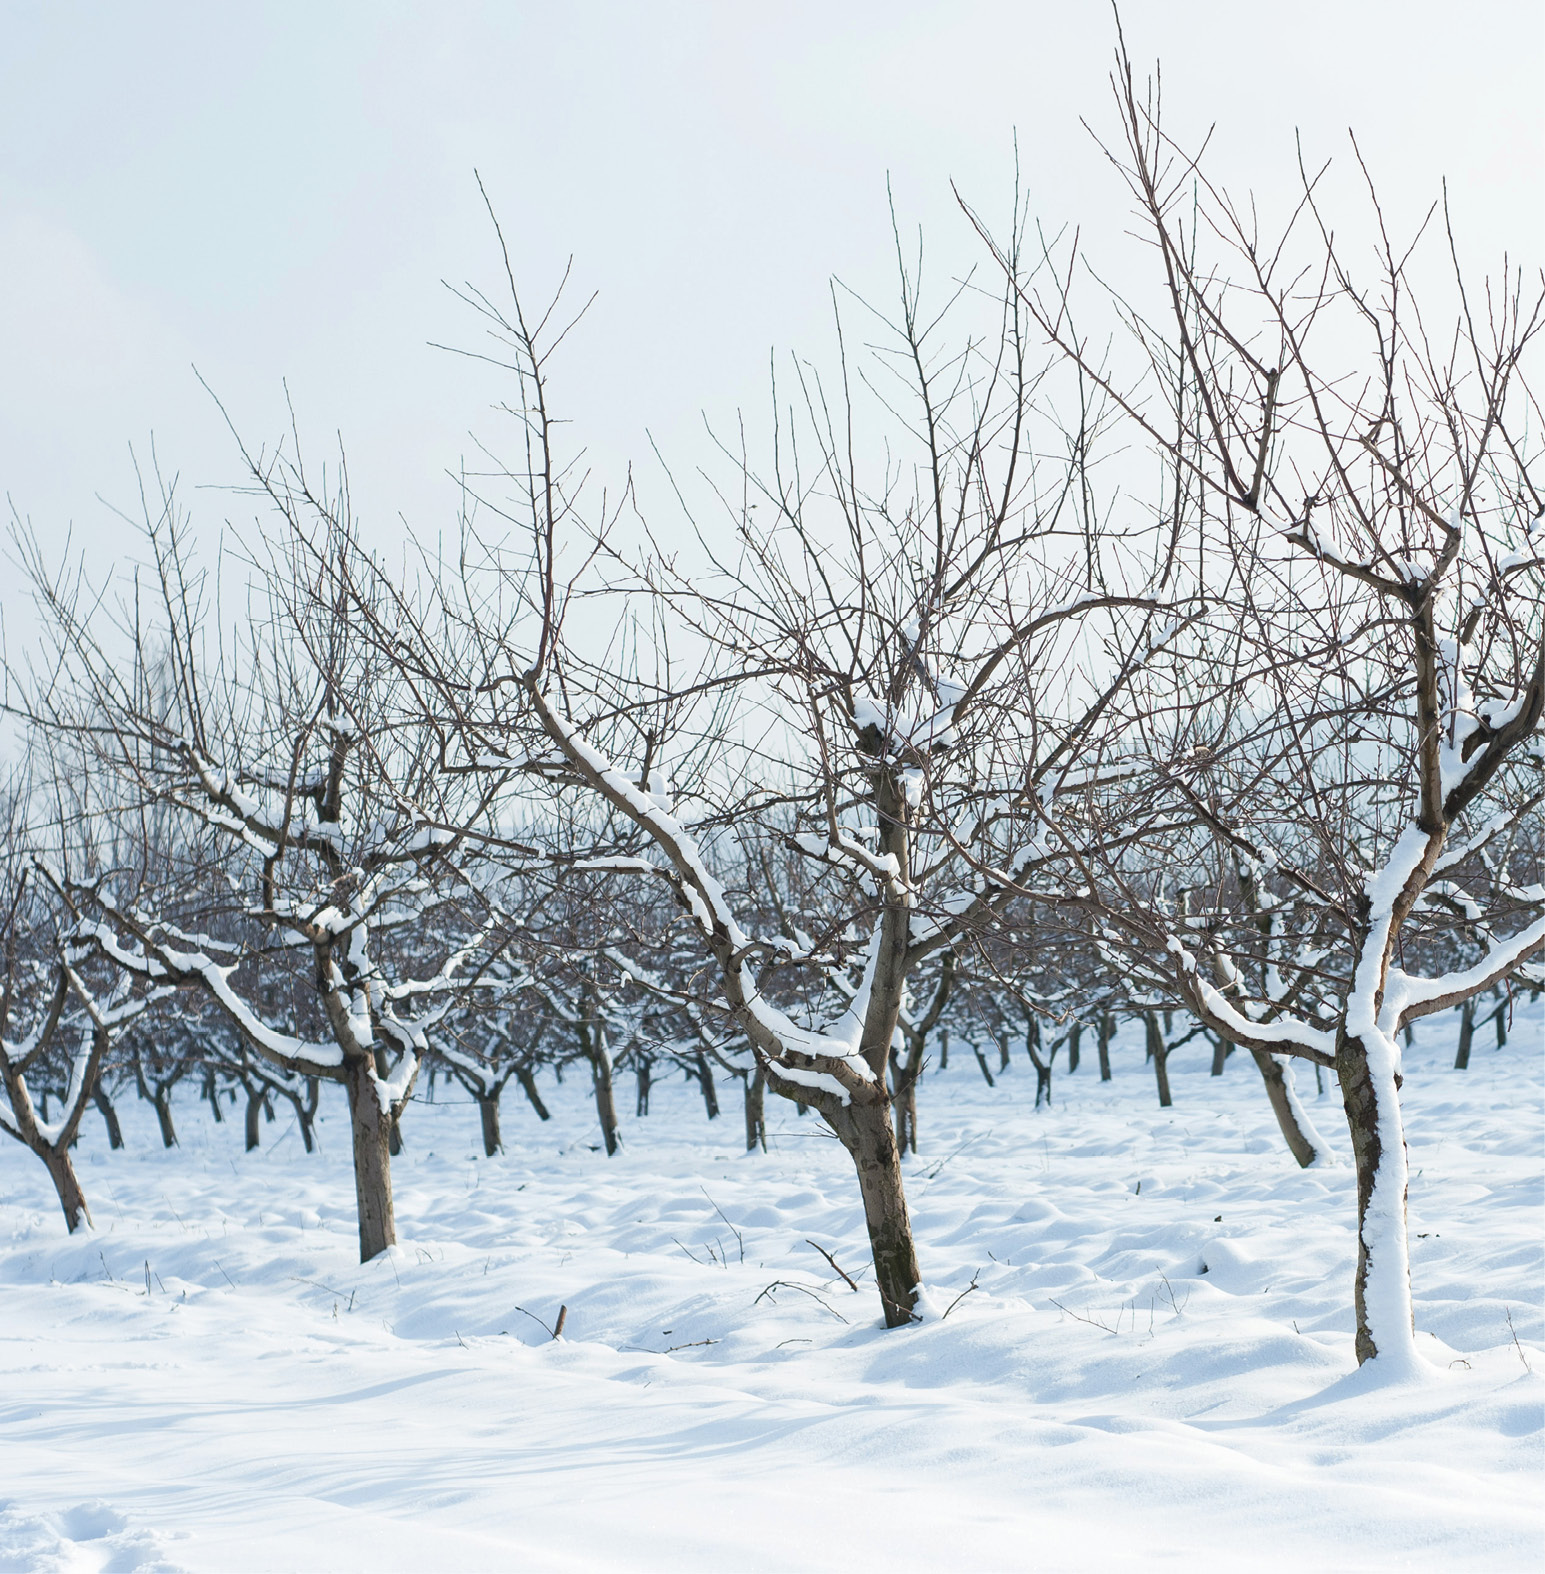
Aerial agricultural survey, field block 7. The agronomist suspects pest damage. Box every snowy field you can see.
[0,1011,1540,1573]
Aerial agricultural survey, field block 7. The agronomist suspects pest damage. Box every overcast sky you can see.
[1,0,1540,649]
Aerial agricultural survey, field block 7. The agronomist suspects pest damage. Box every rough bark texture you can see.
[41,1144,91,1233]
[343,1056,396,1262]
[830,1094,919,1327]
[1249,1048,1319,1168]
[1336,1033,1412,1365]
[1210,1033,1229,1076]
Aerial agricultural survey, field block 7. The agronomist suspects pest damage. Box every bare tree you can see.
[351,191,1171,1325]
[13,469,508,1262]
[967,39,1545,1365]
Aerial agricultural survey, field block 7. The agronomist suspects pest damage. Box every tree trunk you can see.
[1025,1019,1052,1107]
[743,1065,767,1153]
[893,1073,918,1154]
[972,1043,996,1087]
[1453,998,1474,1070]
[296,1079,319,1153]
[830,1093,920,1328]
[153,1088,178,1148]
[1249,1048,1324,1167]
[374,1047,405,1156]
[695,1050,720,1120]
[243,1085,263,1152]
[203,1067,224,1123]
[1210,1032,1229,1076]
[92,1079,124,1150]
[343,1057,396,1263]
[1097,1013,1113,1081]
[893,1029,924,1155]
[1146,1013,1172,1107]
[1066,1022,1081,1074]
[477,1089,503,1156]
[590,1047,620,1156]
[1335,1031,1415,1367]
[635,1057,652,1116]
[939,1027,949,1071]
[516,1067,551,1121]
[40,1143,91,1233]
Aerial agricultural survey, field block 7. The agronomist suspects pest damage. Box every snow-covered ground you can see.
[1,1010,1540,1573]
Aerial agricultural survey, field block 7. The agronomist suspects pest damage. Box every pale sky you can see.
[2,0,1541,651]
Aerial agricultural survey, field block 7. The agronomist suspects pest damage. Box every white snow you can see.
[0,1007,1540,1571]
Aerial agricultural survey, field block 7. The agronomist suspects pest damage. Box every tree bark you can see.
[893,1071,918,1154]
[1146,1013,1172,1107]
[590,1045,620,1155]
[153,1087,178,1148]
[1453,998,1474,1070]
[1097,1013,1113,1081]
[243,1085,263,1152]
[829,1093,920,1327]
[743,1064,767,1153]
[343,1056,396,1263]
[1336,1031,1415,1366]
[1210,1032,1229,1076]
[203,1067,224,1123]
[516,1066,551,1121]
[477,1089,503,1156]
[1066,1021,1081,1074]
[1248,1048,1323,1167]
[635,1057,652,1116]
[295,1079,319,1153]
[40,1143,91,1233]
[92,1079,124,1150]
[694,1050,720,1120]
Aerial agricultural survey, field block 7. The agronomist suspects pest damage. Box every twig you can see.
[553,1303,568,1340]
[510,1303,555,1338]
[700,1187,745,1263]
[754,1279,849,1323]
[1048,1297,1119,1334]
[290,1274,350,1299]
[922,1130,986,1185]
[803,1239,859,1291]
[1506,1307,1532,1372]
[941,1272,981,1320]
[673,1236,720,1268]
